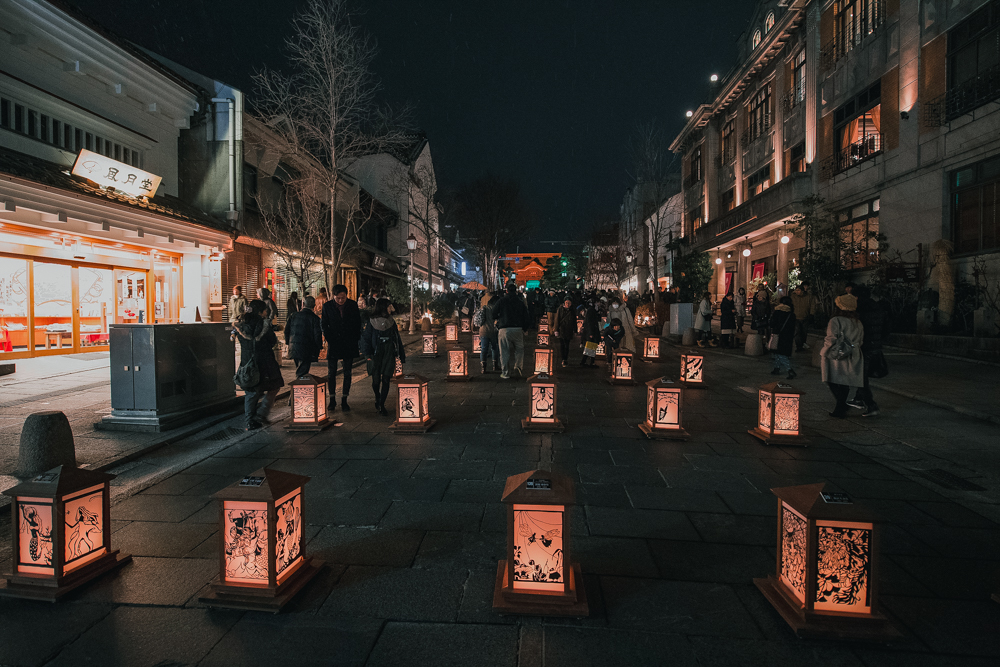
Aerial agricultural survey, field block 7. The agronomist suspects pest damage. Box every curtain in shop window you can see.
[841,106,882,153]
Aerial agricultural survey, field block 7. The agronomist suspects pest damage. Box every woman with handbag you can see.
[694,292,716,347]
[360,298,406,416]
[719,292,737,348]
[579,301,601,368]
[768,296,797,379]
[234,300,285,430]
[819,294,865,418]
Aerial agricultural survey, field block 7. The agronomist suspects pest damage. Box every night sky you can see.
[68,0,754,240]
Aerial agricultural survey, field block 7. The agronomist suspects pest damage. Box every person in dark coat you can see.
[751,288,772,340]
[360,298,405,416]
[286,291,301,321]
[284,295,323,378]
[235,300,285,430]
[602,318,625,364]
[578,301,601,367]
[719,292,737,348]
[321,284,362,411]
[493,283,530,379]
[768,296,797,379]
[553,296,576,366]
[849,284,887,416]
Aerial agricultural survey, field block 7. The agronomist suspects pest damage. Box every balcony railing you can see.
[820,1,887,70]
[924,64,1000,126]
[821,133,883,179]
[781,81,805,114]
[740,113,772,147]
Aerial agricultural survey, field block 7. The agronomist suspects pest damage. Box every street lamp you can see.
[407,233,418,334]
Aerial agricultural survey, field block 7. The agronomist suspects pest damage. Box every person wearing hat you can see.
[819,293,865,418]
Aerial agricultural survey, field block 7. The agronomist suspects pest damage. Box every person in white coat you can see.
[608,296,637,352]
[819,293,865,418]
[694,291,717,347]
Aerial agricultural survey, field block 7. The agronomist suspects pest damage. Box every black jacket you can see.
[719,297,737,330]
[360,316,406,363]
[554,305,576,339]
[284,309,323,362]
[580,305,601,343]
[858,296,888,352]
[235,315,284,392]
[321,298,362,359]
[493,293,529,330]
[544,293,561,313]
[768,306,796,356]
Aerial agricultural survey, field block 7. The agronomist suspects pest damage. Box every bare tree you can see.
[586,222,632,290]
[252,0,414,285]
[385,157,440,289]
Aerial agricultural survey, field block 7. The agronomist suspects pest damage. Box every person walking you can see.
[608,297,637,351]
[228,285,248,324]
[360,298,405,416]
[751,288,772,342]
[579,300,601,367]
[820,294,865,418]
[768,296,797,379]
[694,292,717,347]
[790,284,817,351]
[849,284,887,416]
[234,300,285,430]
[477,292,501,373]
[286,291,301,319]
[321,284,362,411]
[314,287,328,316]
[553,296,576,366]
[545,288,561,332]
[284,295,323,378]
[735,287,747,333]
[493,283,529,379]
[257,287,279,325]
[719,292,737,348]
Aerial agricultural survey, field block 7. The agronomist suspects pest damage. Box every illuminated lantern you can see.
[537,332,550,347]
[445,323,459,342]
[390,356,404,384]
[493,470,588,616]
[639,377,689,440]
[446,347,471,382]
[422,334,438,357]
[608,350,636,385]
[642,336,661,361]
[538,319,549,334]
[460,318,472,333]
[522,374,564,432]
[596,340,606,356]
[576,318,584,333]
[473,333,482,354]
[679,353,705,385]
[534,346,554,375]
[286,375,334,432]
[0,466,130,601]
[200,468,323,612]
[749,381,807,445]
[391,374,435,433]
[754,483,900,640]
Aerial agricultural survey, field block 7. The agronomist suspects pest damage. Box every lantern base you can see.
[493,560,589,617]
[200,558,325,613]
[445,375,473,382]
[748,428,808,447]
[754,574,902,641]
[390,375,404,384]
[521,417,565,433]
[285,417,337,432]
[390,419,437,433]
[638,422,690,440]
[0,551,132,601]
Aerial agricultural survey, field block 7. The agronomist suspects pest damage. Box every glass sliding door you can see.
[33,262,73,351]
[78,267,113,348]
[0,256,30,357]
[115,269,147,324]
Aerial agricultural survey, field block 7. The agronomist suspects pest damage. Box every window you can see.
[744,84,773,144]
[832,82,882,173]
[687,205,703,232]
[765,13,776,34]
[747,164,772,197]
[836,0,885,59]
[686,146,703,187]
[789,142,806,174]
[752,30,762,50]
[944,0,1000,121]
[951,155,1000,254]
[721,119,737,164]
[839,198,880,269]
[789,50,806,108]
[721,188,735,212]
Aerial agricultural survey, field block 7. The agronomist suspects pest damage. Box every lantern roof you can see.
[771,482,877,523]
[646,376,679,389]
[397,373,429,384]
[527,373,557,385]
[289,375,322,386]
[760,381,806,396]
[1,465,114,499]
[501,469,574,505]
[213,468,310,503]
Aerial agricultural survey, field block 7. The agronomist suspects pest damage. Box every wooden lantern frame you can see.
[286,375,335,431]
[473,333,482,354]
[537,332,550,347]
[608,350,637,385]
[201,468,323,612]
[749,381,807,446]
[445,323,459,342]
[390,356,404,384]
[538,318,549,334]
[642,336,661,362]
[638,377,689,440]
[521,373,565,433]
[0,466,131,601]
[391,374,436,433]
[421,333,439,358]
[460,317,472,333]
[446,346,472,382]
[533,346,555,376]
[754,483,900,640]
[679,353,705,385]
[493,470,588,617]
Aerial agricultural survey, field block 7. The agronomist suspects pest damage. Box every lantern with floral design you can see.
[521,374,564,432]
[445,323,459,342]
[608,350,636,385]
[533,346,554,376]
[754,483,899,640]
[537,332,550,347]
[286,375,334,432]
[391,374,435,433]
[446,347,471,382]
[749,381,806,445]
[422,333,438,358]
[390,356,404,384]
[639,377,688,440]
[679,353,704,385]
[538,318,549,334]
[460,317,472,333]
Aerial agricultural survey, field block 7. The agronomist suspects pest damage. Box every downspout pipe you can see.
[211,97,237,224]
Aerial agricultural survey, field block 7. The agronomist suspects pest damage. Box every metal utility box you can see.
[98,323,237,432]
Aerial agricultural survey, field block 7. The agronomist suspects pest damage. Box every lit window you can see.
[765,13,775,34]
[839,199,880,270]
[753,30,762,49]
[747,164,772,197]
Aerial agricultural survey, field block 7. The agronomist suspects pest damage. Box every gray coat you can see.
[820,316,864,387]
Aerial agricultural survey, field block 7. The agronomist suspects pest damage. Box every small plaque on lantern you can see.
[286,375,335,432]
[749,381,807,446]
[521,374,564,433]
[754,483,900,640]
[638,377,689,440]
[391,374,436,433]
[679,353,704,385]
[608,350,636,385]
[445,323,459,342]
[446,347,472,382]
[422,334,438,357]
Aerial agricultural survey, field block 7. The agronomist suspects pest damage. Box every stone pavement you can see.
[0,333,997,666]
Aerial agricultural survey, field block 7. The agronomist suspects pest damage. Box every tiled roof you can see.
[0,147,232,232]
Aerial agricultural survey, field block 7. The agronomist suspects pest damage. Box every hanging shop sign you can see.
[71,149,162,199]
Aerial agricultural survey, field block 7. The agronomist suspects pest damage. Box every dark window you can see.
[67,125,75,151]
[686,146,703,188]
[951,155,1000,254]
[747,164,772,197]
[721,188,735,212]
[27,110,37,138]
[721,119,736,163]
[687,205,703,233]
[790,142,806,173]
[790,50,806,107]
[744,84,773,144]
[14,104,24,133]
[40,114,49,143]
[839,199,880,269]
[0,98,9,128]
[52,119,61,146]
[836,0,886,59]
[114,143,121,161]
[944,0,1000,121]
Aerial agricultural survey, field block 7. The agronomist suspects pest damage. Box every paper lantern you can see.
[576,318,583,333]
[608,350,636,385]
[749,381,807,446]
[521,374,564,433]
[446,347,471,382]
[537,332,550,347]
[445,323,459,342]
[390,356,404,384]
[596,341,606,356]
[473,333,482,354]
[642,336,661,361]
[286,375,334,431]
[754,483,900,640]
[639,377,689,440]
[200,468,323,612]
[0,466,130,601]
[534,347,554,375]
[391,374,435,433]
[679,353,704,385]
[460,318,472,333]
[538,319,549,334]
[493,470,587,616]
[422,334,438,357]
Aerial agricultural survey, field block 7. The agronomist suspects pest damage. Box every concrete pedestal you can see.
[744,333,764,356]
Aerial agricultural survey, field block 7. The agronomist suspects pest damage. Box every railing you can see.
[682,173,702,191]
[821,133,883,178]
[924,64,1000,126]
[740,113,772,147]
[820,1,887,70]
[781,81,805,114]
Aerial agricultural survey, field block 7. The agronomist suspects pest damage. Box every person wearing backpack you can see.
[284,295,323,378]
[360,298,406,416]
[819,293,864,418]
[476,293,501,374]
[234,300,285,430]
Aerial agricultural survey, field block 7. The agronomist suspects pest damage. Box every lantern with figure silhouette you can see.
[391,374,435,433]
[201,468,323,612]
[534,346,554,376]
[286,375,333,432]
[521,374,564,433]
[446,347,471,382]
[754,483,899,640]
[679,353,704,385]
[422,334,438,358]
[0,466,130,601]
[473,333,482,354]
[460,317,472,333]
[639,377,689,440]
[642,336,661,361]
[608,350,636,385]
[390,356,404,384]
[576,317,584,334]
[493,470,587,616]
[749,381,806,445]
[445,323,459,342]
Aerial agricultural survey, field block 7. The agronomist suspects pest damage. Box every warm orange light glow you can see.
[512,504,565,591]
[534,348,554,375]
[445,323,458,342]
[63,484,107,574]
[448,349,468,377]
[422,334,437,355]
[680,354,704,383]
[473,334,482,354]
[223,500,269,585]
[537,332,549,347]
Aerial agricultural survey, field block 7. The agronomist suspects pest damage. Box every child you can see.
[603,318,625,363]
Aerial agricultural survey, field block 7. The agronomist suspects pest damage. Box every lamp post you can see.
[407,233,418,334]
